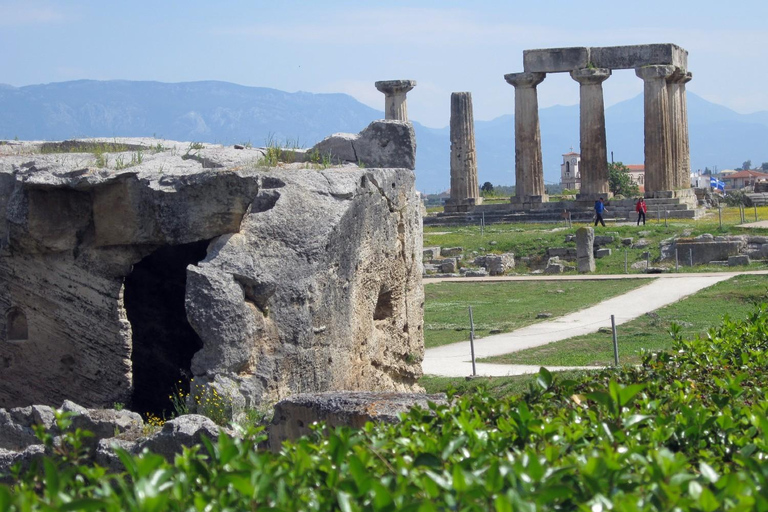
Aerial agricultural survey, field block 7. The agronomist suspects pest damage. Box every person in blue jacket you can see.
[594,197,606,227]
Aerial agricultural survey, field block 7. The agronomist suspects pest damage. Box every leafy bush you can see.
[6,306,768,509]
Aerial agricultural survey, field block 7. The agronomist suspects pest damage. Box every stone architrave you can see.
[445,92,482,213]
[374,80,416,121]
[636,65,677,196]
[576,226,595,273]
[504,72,547,205]
[570,68,612,199]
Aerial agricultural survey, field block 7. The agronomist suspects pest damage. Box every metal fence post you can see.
[689,248,693,267]
[718,206,722,229]
[468,306,476,377]
[675,248,679,272]
[611,315,619,366]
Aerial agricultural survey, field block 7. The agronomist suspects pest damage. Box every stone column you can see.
[375,80,416,121]
[636,65,677,196]
[679,72,693,192]
[445,92,482,213]
[504,72,547,206]
[666,68,685,190]
[570,68,612,200]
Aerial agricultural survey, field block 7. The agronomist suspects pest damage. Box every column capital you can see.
[682,71,693,84]
[570,67,611,85]
[375,80,416,95]
[504,72,545,89]
[635,65,677,81]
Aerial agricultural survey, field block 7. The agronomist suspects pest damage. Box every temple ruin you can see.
[444,92,482,213]
[433,44,701,225]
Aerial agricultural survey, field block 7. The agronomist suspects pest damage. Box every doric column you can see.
[374,80,416,121]
[504,72,547,205]
[570,68,611,199]
[636,65,677,196]
[666,68,686,189]
[679,72,693,190]
[445,92,482,213]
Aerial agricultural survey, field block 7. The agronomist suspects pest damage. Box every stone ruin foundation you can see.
[0,120,424,416]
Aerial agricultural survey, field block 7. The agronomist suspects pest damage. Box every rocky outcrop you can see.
[267,391,447,449]
[0,120,424,412]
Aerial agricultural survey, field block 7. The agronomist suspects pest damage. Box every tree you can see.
[742,160,752,171]
[761,162,768,171]
[481,182,494,194]
[608,161,639,197]
[702,167,712,175]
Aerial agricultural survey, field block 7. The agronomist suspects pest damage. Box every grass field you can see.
[481,273,768,367]
[424,206,768,275]
[419,369,595,398]
[424,278,651,348]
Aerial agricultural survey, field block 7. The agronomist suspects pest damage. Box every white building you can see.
[560,151,581,190]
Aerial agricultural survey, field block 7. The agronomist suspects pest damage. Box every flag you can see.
[710,177,717,188]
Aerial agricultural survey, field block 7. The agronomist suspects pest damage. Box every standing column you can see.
[504,72,547,206]
[570,68,612,199]
[445,92,482,213]
[666,68,685,189]
[375,80,416,121]
[635,65,677,196]
[679,72,693,191]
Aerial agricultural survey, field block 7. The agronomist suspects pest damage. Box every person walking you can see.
[594,197,606,227]
[636,197,647,226]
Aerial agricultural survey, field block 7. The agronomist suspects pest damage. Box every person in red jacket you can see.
[636,197,647,226]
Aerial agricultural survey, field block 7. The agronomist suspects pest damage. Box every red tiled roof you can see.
[722,170,768,180]
[626,165,644,171]
[562,152,579,156]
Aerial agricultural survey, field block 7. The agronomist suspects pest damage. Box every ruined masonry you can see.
[509,44,693,205]
[0,119,424,414]
[444,92,482,213]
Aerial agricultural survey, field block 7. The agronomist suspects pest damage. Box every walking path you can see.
[422,273,744,378]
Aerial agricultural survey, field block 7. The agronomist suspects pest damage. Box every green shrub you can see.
[6,305,768,509]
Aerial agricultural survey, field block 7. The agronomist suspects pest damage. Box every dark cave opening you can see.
[124,240,209,417]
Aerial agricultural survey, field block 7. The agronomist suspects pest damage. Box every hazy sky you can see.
[2,0,767,128]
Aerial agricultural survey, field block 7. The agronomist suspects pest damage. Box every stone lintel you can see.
[504,72,545,88]
[375,80,417,95]
[524,44,687,73]
[570,67,611,84]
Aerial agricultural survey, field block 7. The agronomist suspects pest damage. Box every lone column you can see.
[504,72,547,206]
[570,68,612,200]
[666,68,686,190]
[445,92,482,213]
[375,80,416,121]
[636,65,677,196]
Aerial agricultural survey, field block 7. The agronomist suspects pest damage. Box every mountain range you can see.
[1,80,767,193]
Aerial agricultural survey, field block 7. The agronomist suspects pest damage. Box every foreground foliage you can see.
[6,306,768,509]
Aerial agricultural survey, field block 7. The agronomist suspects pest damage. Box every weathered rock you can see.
[440,247,463,257]
[267,391,447,449]
[576,227,595,273]
[486,253,514,276]
[633,239,650,249]
[473,256,487,267]
[564,234,575,243]
[440,258,458,273]
[594,235,614,246]
[464,269,488,278]
[621,237,633,246]
[310,120,416,170]
[545,257,565,274]
[136,415,225,460]
[536,312,552,319]
[728,255,750,266]
[1,124,424,411]
[423,246,440,261]
[595,248,612,258]
[0,444,45,481]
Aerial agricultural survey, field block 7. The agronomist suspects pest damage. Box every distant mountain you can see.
[1,80,767,193]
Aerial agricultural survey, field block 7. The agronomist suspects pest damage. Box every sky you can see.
[2,0,768,128]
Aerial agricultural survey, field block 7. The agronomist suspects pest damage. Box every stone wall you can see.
[0,121,424,412]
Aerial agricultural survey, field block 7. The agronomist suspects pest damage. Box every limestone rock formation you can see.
[0,120,424,413]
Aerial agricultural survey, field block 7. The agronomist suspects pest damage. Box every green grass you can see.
[424,212,768,275]
[481,273,768,367]
[424,279,651,348]
[420,369,596,399]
